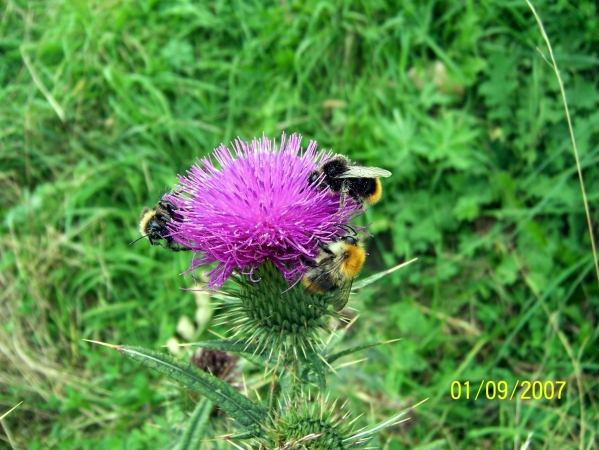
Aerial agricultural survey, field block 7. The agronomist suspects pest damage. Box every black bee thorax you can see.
[322,159,349,178]
[329,179,345,192]
[309,170,344,192]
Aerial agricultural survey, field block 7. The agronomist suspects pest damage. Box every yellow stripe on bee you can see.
[138,208,156,236]
[365,179,382,204]
[341,244,365,277]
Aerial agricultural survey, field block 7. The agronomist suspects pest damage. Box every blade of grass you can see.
[525,0,599,291]
[525,3,597,447]
[0,401,22,450]
[0,401,22,421]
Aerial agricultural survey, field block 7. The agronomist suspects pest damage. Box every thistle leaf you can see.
[351,258,417,290]
[174,398,212,450]
[305,351,327,391]
[326,339,402,365]
[118,345,267,428]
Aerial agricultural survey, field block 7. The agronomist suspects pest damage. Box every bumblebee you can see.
[302,234,366,311]
[308,155,391,206]
[129,194,191,252]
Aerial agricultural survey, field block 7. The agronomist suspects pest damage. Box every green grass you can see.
[1,0,598,448]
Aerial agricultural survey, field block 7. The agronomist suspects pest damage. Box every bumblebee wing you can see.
[332,276,354,312]
[335,166,392,179]
[303,260,335,294]
[306,254,355,312]
[303,254,345,294]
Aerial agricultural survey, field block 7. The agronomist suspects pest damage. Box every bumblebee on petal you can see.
[308,155,391,206]
[302,234,366,312]
[130,134,391,292]
[130,193,191,252]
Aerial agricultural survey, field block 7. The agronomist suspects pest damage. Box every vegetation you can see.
[1,0,597,448]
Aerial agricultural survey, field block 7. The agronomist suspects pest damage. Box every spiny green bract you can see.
[271,418,346,450]
[222,262,341,360]
[256,395,358,450]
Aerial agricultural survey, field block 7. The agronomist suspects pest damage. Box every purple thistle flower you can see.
[165,133,362,288]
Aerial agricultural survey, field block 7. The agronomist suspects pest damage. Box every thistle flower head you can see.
[166,133,361,288]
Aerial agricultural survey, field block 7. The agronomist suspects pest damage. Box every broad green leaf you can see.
[174,398,212,450]
[119,346,267,428]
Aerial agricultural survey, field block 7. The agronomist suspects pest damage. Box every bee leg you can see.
[170,244,192,252]
[165,238,191,252]
[157,231,175,249]
[337,180,349,212]
[315,239,335,255]
[148,237,161,247]
[339,224,357,236]
[151,237,169,249]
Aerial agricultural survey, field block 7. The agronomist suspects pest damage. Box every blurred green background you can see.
[1,0,598,448]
